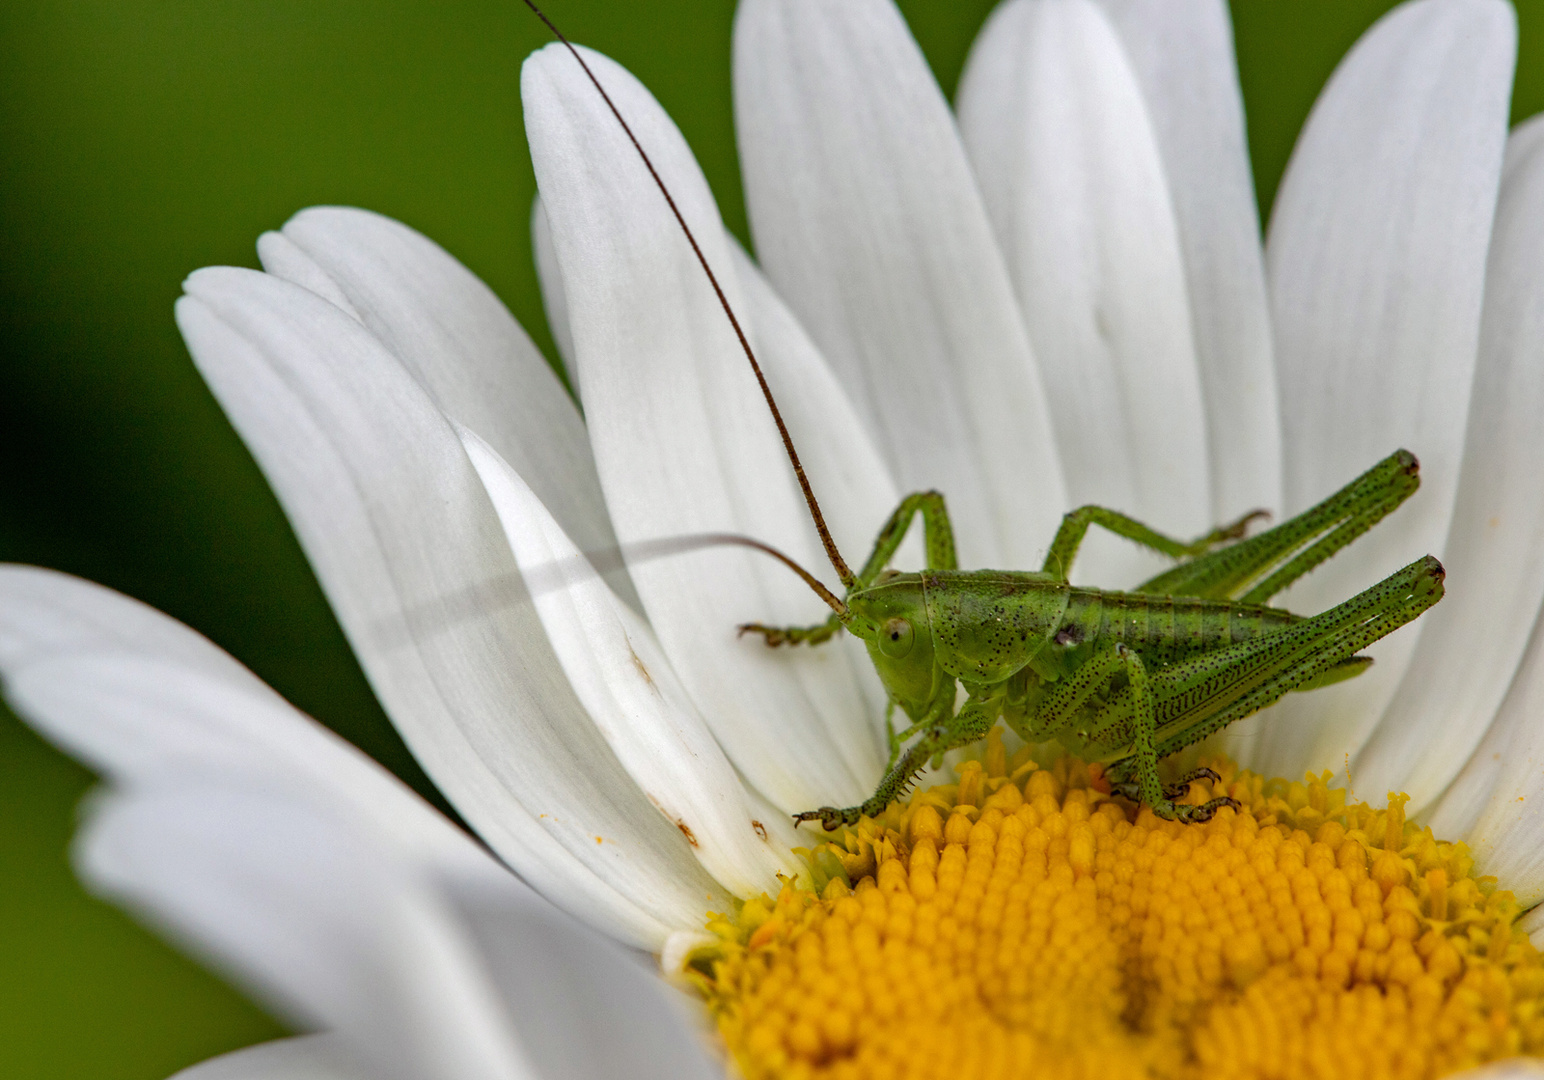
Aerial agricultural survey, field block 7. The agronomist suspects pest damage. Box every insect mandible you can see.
[526,3,1447,830]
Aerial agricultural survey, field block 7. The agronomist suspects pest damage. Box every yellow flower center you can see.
[685,737,1544,1080]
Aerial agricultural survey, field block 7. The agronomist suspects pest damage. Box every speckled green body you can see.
[745,450,1445,829]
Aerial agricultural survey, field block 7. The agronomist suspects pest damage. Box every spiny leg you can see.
[737,614,843,647]
[884,700,900,769]
[742,490,958,646]
[1136,449,1420,602]
[1026,641,1143,740]
[1087,555,1443,778]
[1141,556,1445,763]
[853,490,958,578]
[1108,647,1238,823]
[795,698,994,830]
[888,713,939,770]
[1163,767,1224,800]
[1077,558,1435,777]
[1030,643,1236,823]
[1040,505,1266,583]
[1107,767,1226,806]
[883,693,955,770]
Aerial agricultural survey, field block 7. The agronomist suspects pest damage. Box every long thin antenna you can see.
[690,534,848,615]
[529,531,848,614]
[369,531,847,649]
[524,0,856,590]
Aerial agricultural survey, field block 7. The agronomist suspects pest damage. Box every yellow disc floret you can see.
[684,737,1544,1080]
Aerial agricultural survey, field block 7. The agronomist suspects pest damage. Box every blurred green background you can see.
[1,1,1540,1076]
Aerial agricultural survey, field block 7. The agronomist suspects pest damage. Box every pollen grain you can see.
[685,740,1544,1080]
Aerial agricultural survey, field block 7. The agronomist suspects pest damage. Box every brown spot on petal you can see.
[625,633,656,690]
[678,821,699,847]
[752,819,768,841]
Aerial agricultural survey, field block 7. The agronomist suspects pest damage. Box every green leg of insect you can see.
[1149,555,1444,758]
[1138,449,1420,603]
[1094,555,1445,815]
[1041,505,1267,582]
[1037,450,1419,605]
[795,696,996,831]
[887,709,945,770]
[735,616,844,647]
[1018,642,1239,822]
[885,698,943,771]
[884,700,903,769]
[739,490,959,645]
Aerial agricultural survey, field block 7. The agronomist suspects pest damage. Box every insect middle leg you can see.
[1040,506,1266,583]
[740,490,958,645]
[1026,643,1238,822]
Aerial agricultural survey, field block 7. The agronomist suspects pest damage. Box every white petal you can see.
[1429,139,1544,881]
[660,931,718,979]
[1438,620,1544,906]
[449,878,722,1080]
[1427,598,1544,874]
[523,44,884,812]
[178,269,724,945]
[530,194,577,376]
[0,565,511,889]
[730,241,915,737]
[258,207,636,610]
[252,234,364,322]
[1093,0,1281,522]
[734,0,1068,570]
[957,0,1209,587]
[1433,623,1544,900]
[1355,117,1544,813]
[714,244,901,828]
[170,1037,372,1080]
[81,787,534,1080]
[1248,0,1515,777]
[461,427,802,895]
[728,243,905,577]
[169,879,728,1080]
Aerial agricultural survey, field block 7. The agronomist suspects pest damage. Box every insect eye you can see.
[879,617,915,658]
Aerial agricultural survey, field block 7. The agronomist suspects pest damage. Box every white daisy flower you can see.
[6,0,1544,1076]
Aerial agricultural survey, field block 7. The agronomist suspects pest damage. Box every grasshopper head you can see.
[845,573,945,722]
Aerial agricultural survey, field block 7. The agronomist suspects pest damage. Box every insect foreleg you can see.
[741,490,958,647]
[886,686,957,769]
[1040,506,1264,583]
[884,699,900,767]
[737,614,844,647]
[886,702,952,769]
[1137,449,1420,602]
[796,695,994,830]
[852,491,959,579]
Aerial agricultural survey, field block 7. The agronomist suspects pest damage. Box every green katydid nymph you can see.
[528,2,1446,832]
[740,451,1443,829]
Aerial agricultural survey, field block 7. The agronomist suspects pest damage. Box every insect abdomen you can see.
[1062,589,1297,661]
